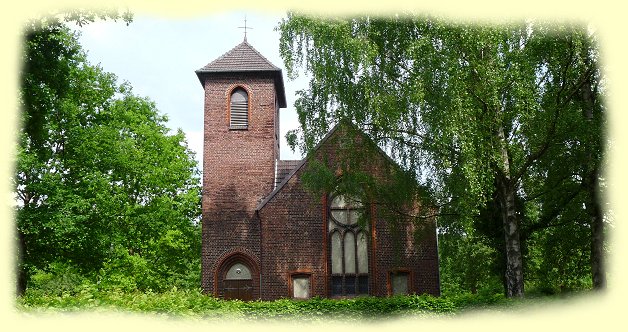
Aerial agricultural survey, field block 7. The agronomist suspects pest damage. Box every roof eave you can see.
[256,124,342,212]
[195,69,287,108]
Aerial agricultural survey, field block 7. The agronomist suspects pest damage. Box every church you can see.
[195,38,440,301]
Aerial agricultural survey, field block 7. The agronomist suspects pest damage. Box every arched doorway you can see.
[223,262,253,300]
[216,252,259,301]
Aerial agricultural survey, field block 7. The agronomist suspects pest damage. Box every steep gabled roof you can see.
[256,124,342,211]
[195,40,287,107]
[275,159,301,188]
[197,40,281,72]
[256,120,421,212]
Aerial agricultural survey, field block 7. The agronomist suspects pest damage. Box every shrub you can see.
[18,289,548,320]
[97,248,159,292]
[28,261,89,296]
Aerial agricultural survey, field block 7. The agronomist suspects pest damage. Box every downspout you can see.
[435,217,441,296]
[256,209,263,300]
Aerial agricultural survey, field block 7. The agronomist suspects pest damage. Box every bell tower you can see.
[195,40,287,298]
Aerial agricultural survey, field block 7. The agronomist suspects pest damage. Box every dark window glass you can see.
[331,276,343,296]
[358,276,369,294]
[345,276,356,295]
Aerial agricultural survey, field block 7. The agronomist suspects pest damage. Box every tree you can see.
[16,20,201,294]
[277,14,606,297]
[20,9,132,160]
[518,26,606,291]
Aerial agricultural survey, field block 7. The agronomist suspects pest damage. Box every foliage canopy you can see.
[278,13,606,297]
[16,17,201,294]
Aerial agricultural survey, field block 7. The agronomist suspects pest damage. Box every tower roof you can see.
[198,40,280,72]
[195,40,287,108]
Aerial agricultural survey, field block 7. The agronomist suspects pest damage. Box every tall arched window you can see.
[230,88,248,129]
[329,194,369,296]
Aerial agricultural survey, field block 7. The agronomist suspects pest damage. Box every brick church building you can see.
[195,38,440,301]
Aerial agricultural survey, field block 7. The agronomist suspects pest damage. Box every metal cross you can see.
[238,16,253,42]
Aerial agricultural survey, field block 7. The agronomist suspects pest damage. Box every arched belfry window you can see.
[329,194,369,296]
[230,88,248,129]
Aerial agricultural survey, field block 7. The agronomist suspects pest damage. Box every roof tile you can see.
[198,40,280,73]
[275,160,301,188]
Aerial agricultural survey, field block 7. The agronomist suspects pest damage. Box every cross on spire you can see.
[238,16,253,42]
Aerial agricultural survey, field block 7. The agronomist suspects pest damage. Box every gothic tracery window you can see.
[329,194,369,296]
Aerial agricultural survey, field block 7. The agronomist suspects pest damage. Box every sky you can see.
[73,11,307,169]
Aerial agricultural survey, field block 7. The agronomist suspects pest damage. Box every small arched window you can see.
[230,88,248,129]
[225,262,252,280]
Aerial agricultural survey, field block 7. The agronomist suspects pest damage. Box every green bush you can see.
[97,248,159,292]
[447,292,509,310]
[18,289,551,320]
[28,261,90,296]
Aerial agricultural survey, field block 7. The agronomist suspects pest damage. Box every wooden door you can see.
[223,279,253,301]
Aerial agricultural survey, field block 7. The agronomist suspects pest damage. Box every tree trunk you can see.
[587,170,605,290]
[496,124,525,298]
[497,175,525,298]
[16,229,27,296]
[580,67,605,290]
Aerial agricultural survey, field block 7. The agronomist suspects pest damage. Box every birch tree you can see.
[278,14,606,297]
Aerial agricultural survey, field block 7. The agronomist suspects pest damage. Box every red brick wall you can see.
[257,167,327,300]
[257,126,440,300]
[200,72,278,295]
[200,71,439,299]
[372,206,440,297]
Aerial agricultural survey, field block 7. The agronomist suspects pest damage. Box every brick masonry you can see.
[257,127,440,299]
[201,72,278,296]
[200,53,440,300]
